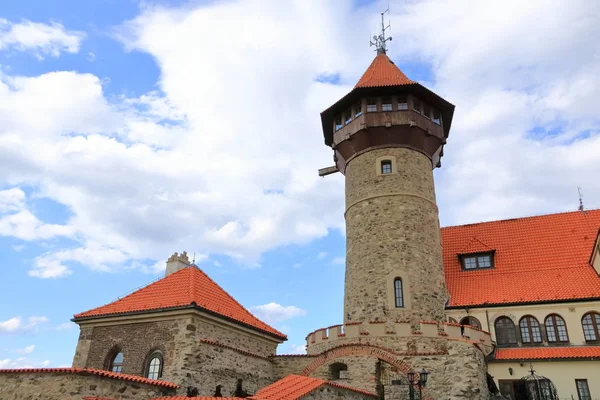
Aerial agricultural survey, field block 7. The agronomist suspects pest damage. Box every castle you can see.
[1,34,600,400]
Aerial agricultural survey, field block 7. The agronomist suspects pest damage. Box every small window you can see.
[381,160,392,174]
[495,317,517,346]
[394,278,404,308]
[460,252,494,270]
[110,352,124,373]
[413,98,422,114]
[397,95,408,110]
[576,379,591,400]
[146,352,163,380]
[519,316,543,344]
[354,102,363,118]
[381,97,392,111]
[582,312,600,342]
[330,362,348,380]
[545,314,569,343]
[335,116,343,131]
[432,110,441,125]
[422,103,431,119]
[344,111,352,125]
[367,98,378,112]
[460,316,481,329]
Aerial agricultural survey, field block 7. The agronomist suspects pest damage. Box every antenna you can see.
[370,7,392,54]
[192,252,196,264]
[578,186,585,211]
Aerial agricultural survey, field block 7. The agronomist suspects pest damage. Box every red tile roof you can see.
[495,346,600,360]
[354,53,415,88]
[250,374,377,399]
[152,398,243,400]
[73,266,286,340]
[443,209,600,307]
[0,367,178,388]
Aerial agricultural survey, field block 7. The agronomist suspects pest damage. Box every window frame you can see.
[519,316,543,345]
[545,314,569,343]
[366,98,378,113]
[354,102,363,118]
[576,379,591,400]
[329,362,348,380]
[495,317,518,346]
[432,110,442,125]
[381,160,393,174]
[145,351,164,380]
[394,278,404,308]
[460,316,482,329]
[344,110,353,125]
[381,97,392,112]
[334,115,343,131]
[412,97,422,114]
[582,312,600,343]
[397,95,408,111]
[459,252,495,271]
[109,351,124,373]
[422,103,432,120]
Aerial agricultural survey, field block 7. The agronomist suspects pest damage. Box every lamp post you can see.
[407,369,430,400]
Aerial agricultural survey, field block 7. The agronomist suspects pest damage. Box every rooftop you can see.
[354,53,415,88]
[251,374,377,399]
[494,346,600,360]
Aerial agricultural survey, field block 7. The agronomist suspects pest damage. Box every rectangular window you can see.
[576,379,591,400]
[381,160,392,174]
[432,110,441,125]
[354,102,363,118]
[382,97,392,111]
[461,253,494,270]
[367,98,378,112]
[422,103,431,119]
[335,116,343,131]
[413,98,422,114]
[394,279,404,308]
[397,95,408,110]
[345,111,352,125]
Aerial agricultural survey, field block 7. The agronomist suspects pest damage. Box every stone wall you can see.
[0,371,175,400]
[344,148,448,325]
[271,355,317,379]
[301,385,376,399]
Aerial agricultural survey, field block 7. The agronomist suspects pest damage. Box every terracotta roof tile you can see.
[73,266,286,340]
[0,367,178,388]
[355,53,415,88]
[443,209,600,307]
[249,374,377,399]
[152,398,244,400]
[495,346,600,360]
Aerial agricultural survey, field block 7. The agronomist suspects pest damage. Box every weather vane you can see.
[370,7,392,54]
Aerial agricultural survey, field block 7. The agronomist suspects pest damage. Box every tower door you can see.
[499,380,528,400]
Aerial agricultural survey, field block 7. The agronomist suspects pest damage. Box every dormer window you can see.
[335,116,343,131]
[367,98,378,112]
[460,252,494,270]
[397,95,408,110]
[382,97,392,111]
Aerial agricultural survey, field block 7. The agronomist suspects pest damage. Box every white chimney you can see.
[165,251,191,277]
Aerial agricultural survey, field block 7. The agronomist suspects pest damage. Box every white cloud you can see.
[331,257,345,265]
[0,357,50,369]
[11,244,25,252]
[15,345,35,354]
[282,343,307,355]
[0,316,49,333]
[249,303,307,325]
[0,19,85,59]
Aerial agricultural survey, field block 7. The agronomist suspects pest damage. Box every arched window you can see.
[109,351,124,373]
[545,314,569,343]
[329,362,348,380]
[519,316,542,344]
[582,312,600,342]
[495,317,517,346]
[145,351,163,380]
[460,316,481,329]
[394,278,404,308]
[448,317,458,324]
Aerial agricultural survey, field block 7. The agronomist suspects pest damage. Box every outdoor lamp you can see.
[419,369,430,386]
[407,371,415,383]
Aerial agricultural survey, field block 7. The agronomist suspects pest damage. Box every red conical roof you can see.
[354,53,415,88]
[74,266,286,339]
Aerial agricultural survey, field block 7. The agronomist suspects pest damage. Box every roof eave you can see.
[446,296,600,310]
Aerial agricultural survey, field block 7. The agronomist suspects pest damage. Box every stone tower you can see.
[319,51,455,327]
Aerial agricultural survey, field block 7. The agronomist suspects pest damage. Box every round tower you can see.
[319,51,455,326]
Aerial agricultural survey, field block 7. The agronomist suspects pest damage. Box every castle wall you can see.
[300,385,376,399]
[344,148,447,325]
[0,371,175,400]
[271,355,317,379]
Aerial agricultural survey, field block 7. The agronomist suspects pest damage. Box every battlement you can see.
[305,321,492,354]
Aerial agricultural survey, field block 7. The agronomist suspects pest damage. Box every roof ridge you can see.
[442,208,600,230]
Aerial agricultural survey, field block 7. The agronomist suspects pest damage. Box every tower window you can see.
[329,362,348,380]
[397,95,408,110]
[335,116,343,131]
[394,278,404,308]
[413,98,422,114]
[460,252,494,270]
[381,160,392,174]
[432,110,441,125]
[344,111,352,125]
[109,351,124,373]
[382,97,392,111]
[145,351,163,380]
[422,103,431,119]
[367,98,378,112]
[354,102,363,118]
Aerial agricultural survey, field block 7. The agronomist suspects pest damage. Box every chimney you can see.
[165,251,191,277]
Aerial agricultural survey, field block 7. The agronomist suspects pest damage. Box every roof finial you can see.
[370,7,392,54]
[578,186,585,211]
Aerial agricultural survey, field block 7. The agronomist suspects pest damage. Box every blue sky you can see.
[1,0,599,368]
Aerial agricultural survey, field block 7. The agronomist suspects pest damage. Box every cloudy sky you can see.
[1,0,599,368]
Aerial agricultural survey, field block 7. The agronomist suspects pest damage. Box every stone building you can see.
[1,37,600,400]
